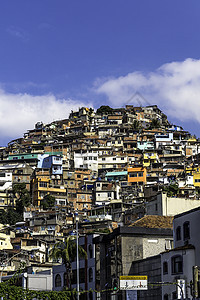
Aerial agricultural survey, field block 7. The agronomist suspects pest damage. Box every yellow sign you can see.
[120,275,148,290]
[120,276,147,281]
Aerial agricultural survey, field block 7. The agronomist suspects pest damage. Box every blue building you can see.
[42,155,63,175]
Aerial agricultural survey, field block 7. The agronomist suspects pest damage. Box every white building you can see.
[155,133,173,149]
[0,172,12,191]
[146,192,200,217]
[98,155,128,171]
[74,151,98,174]
[95,181,120,205]
[161,207,200,299]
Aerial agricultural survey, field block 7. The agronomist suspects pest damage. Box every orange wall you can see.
[128,167,146,183]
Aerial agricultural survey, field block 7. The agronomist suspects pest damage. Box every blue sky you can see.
[1,0,200,144]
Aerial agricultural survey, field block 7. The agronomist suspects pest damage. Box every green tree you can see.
[7,206,23,224]
[12,183,31,215]
[40,194,55,210]
[49,236,87,290]
[0,206,23,225]
[149,118,161,129]
[163,183,179,197]
[132,120,140,130]
[96,105,113,115]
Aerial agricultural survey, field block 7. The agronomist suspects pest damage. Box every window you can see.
[129,173,137,177]
[55,274,62,287]
[172,292,177,299]
[102,158,106,161]
[64,272,68,286]
[39,182,47,188]
[121,157,124,160]
[113,158,116,161]
[77,175,81,178]
[84,157,87,160]
[138,172,144,177]
[89,268,93,282]
[171,255,183,274]
[183,221,190,240]
[176,226,181,241]
[163,261,168,274]
[89,244,93,258]
[108,192,112,198]
[79,268,85,284]
[97,183,100,187]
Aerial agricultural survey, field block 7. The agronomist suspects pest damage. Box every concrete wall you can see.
[27,274,52,291]
[121,236,143,275]
[121,236,171,276]
[143,237,170,259]
[146,193,200,216]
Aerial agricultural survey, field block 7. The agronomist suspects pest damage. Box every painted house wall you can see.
[128,167,147,184]
[174,208,200,266]
[146,193,200,216]
[161,248,195,300]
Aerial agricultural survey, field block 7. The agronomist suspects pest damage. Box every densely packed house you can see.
[0,104,200,299]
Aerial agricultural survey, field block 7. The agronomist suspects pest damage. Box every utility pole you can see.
[76,213,79,300]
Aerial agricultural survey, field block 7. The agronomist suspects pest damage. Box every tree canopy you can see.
[50,236,87,289]
[149,118,161,129]
[40,194,55,210]
[0,206,22,225]
[12,183,31,215]
[96,105,113,115]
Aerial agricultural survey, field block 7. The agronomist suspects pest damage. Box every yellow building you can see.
[186,167,200,187]
[143,152,158,167]
[0,232,13,250]
[32,176,66,206]
[186,166,199,175]
[193,172,200,187]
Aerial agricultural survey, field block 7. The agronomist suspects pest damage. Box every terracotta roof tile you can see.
[129,215,173,229]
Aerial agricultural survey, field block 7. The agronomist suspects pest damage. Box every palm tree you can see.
[132,120,140,130]
[49,236,87,290]
[149,118,161,129]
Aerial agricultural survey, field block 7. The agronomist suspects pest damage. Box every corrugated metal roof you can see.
[106,171,128,176]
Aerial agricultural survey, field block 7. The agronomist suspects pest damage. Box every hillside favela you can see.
[0,104,200,300]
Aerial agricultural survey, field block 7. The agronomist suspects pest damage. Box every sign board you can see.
[120,276,148,290]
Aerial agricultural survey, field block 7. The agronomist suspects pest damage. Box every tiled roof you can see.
[129,215,173,229]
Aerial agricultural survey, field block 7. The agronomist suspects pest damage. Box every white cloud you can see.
[95,58,200,123]
[0,89,92,145]
[6,26,29,42]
